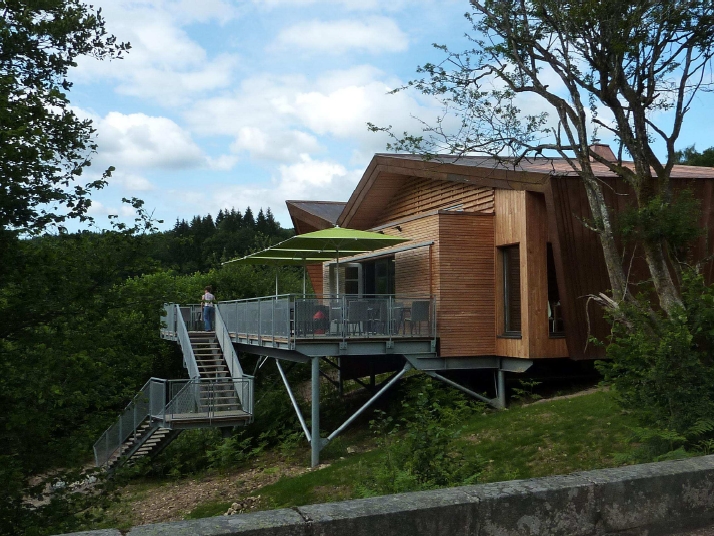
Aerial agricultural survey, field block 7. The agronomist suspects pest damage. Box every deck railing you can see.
[93,377,254,467]
[215,294,436,347]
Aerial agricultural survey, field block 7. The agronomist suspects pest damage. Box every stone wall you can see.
[61,455,714,536]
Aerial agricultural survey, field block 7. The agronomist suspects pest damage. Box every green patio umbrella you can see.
[225,227,409,296]
[224,251,332,294]
[270,227,409,253]
[269,227,409,297]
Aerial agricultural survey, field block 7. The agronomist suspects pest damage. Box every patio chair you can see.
[370,299,389,335]
[347,300,370,335]
[405,300,431,335]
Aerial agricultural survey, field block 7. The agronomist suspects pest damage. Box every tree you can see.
[380,0,714,319]
[243,206,255,228]
[676,145,714,167]
[0,0,128,245]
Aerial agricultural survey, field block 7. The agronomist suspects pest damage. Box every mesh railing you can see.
[292,295,436,340]
[215,294,435,345]
[93,378,166,467]
[163,377,254,420]
[93,376,254,467]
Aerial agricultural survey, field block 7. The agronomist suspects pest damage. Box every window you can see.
[501,245,521,334]
[345,264,362,295]
[547,243,564,335]
[363,257,395,295]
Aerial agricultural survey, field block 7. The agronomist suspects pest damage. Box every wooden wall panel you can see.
[548,176,714,360]
[394,214,439,297]
[438,213,496,357]
[525,192,568,358]
[306,265,323,295]
[494,190,528,357]
[374,177,494,226]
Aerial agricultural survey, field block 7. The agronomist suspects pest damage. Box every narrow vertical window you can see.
[502,244,521,334]
[547,243,565,335]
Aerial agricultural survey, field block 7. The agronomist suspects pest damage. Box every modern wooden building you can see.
[147,148,714,469]
[287,150,714,364]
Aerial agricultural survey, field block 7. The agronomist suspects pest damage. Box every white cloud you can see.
[230,128,323,162]
[73,1,240,105]
[169,155,361,224]
[95,112,205,170]
[275,17,408,55]
[207,154,240,171]
[184,65,441,163]
[252,0,410,11]
[112,171,155,192]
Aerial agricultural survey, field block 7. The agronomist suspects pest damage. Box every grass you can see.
[186,389,637,516]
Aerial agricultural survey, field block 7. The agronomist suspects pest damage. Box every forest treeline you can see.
[157,207,291,273]
[0,202,300,535]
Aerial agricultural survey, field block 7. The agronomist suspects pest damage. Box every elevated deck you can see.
[162,295,438,360]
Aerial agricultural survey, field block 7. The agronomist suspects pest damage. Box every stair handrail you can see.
[93,378,167,467]
[174,304,201,380]
[214,306,245,405]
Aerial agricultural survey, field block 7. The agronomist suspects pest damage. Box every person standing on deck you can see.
[201,285,216,332]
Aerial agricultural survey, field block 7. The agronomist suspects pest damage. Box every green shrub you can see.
[357,377,485,495]
[598,271,714,459]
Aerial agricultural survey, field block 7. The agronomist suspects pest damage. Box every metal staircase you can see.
[93,305,254,470]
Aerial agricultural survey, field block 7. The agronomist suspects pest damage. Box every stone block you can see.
[300,486,480,536]
[465,474,597,536]
[126,508,306,536]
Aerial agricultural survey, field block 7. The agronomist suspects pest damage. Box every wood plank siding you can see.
[374,177,494,225]
[546,175,714,360]
[393,214,439,297]
[307,265,323,295]
[438,212,496,357]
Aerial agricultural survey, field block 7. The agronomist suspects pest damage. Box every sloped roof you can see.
[285,200,346,234]
[337,153,714,229]
[381,153,714,179]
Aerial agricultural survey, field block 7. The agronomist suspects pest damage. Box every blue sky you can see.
[68,0,714,231]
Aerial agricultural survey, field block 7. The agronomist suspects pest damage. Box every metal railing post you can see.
[272,298,276,345]
[388,295,393,343]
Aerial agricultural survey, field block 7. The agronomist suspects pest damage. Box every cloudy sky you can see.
[69,0,713,230]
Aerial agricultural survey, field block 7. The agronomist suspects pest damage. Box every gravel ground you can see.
[116,461,310,526]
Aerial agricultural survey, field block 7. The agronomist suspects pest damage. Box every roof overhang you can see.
[337,154,552,229]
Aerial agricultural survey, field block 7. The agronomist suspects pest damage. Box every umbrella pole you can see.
[335,249,340,298]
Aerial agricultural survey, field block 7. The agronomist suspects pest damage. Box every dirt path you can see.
[116,460,309,526]
[528,386,607,406]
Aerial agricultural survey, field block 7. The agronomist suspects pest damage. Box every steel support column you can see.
[425,371,501,409]
[275,359,311,443]
[311,356,320,468]
[497,366,506,410]
[325,363,411,445]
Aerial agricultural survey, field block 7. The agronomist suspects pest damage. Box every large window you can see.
[501,244,521,335]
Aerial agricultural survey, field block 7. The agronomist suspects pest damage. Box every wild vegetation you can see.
[0,204,298,536]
